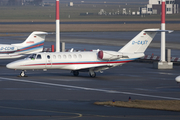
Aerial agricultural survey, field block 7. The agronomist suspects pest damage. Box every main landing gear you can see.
[72,70,79,76]
[89,71,96,78]
[72,70,96,77]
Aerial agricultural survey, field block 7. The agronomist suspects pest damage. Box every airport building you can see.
[0,0,43,6]
[141,0,179,14]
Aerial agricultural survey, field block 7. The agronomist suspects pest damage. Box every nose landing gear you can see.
[19,70,27,77]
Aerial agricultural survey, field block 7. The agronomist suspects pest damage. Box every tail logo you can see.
[132,40,148,45]
[26,41,35,44]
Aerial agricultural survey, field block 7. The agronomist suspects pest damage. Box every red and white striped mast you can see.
[161,0,166,62]
[56,0,60,52]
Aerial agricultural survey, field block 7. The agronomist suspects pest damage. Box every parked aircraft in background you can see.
[175,76,180,83]
[0,31,48,59]
[6,29,172,77]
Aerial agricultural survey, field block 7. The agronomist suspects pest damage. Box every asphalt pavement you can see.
[0,32,180,119]
[0,58,180,120]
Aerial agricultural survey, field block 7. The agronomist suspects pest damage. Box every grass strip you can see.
[0,34,23,37]
[0,24,180,33]
[94,100,180,112]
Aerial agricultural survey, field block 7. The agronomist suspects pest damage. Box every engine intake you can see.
[98,51,122,60]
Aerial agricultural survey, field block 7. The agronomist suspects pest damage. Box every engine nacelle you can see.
[98,51,122,60]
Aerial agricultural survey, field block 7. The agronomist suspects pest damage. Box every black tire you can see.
[73,71,79,76]
[89,72,96,78]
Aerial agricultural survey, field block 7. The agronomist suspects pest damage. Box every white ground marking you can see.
[50,78,91,82]
[0,77,180,100]
[158,72,176,75]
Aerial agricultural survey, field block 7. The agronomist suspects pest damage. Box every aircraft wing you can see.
[0,54,24,59]
[77,64,114,72]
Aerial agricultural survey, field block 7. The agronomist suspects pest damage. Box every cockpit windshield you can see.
[28,54,36,60]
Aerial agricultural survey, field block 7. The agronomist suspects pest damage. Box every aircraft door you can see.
[46,54,52,68]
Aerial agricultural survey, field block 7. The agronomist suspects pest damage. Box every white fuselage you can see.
[0,44,18,52]
[6,51,141,71]
[0,43,43,59]
[0,44,21,59]
[7,29,170,77]
[175,76,180,83]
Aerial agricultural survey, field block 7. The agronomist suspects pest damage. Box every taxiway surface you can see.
[0,32,180,119]
[0,59,180,120]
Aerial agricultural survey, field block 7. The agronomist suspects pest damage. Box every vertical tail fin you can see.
[118,29,159,53]
[12,31,48,54]
[22,31,48,45]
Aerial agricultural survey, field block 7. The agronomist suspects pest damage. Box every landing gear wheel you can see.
[73,71,79,76]
[89,72,96,78]
[20,70,25,77]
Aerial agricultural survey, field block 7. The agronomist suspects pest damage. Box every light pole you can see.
[56,0,60,52]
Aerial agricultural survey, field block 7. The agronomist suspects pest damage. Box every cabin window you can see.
[63,55,66,59]
[58,55,61,59]
[78,54,82,58]
[36,54,41,59]
[68,55,72,59]
[53,55,56,59]
[73,54,77,58]
[47,55,50,59]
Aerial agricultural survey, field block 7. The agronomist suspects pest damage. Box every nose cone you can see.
[6,62,18,69]
[175,76,180,83]
[6,59,25,69]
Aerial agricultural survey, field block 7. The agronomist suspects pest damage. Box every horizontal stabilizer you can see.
[144,29,173,33]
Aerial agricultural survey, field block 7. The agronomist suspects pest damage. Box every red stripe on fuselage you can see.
[0,43,43,54]
[16,43,44,52]
[22,60,133,66]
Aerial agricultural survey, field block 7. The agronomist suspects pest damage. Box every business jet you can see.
[6,29,172,77]
[0,31,48,59]
[175,76,180,83]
